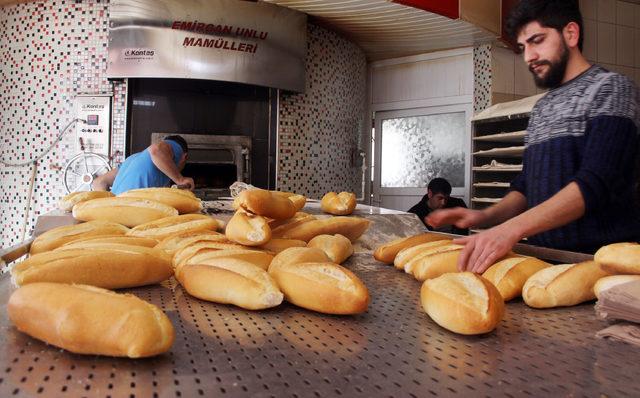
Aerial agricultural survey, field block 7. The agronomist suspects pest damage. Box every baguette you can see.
[268,261,369,314]
[393,240,453,270]
[257,238,307,254]
[269,247,331,272]
[374,232,451,264]
[236,188,297,220]
[58,191,114,212]
[320,192,357,215]
[482,257,551,301]
[421,272,504,335]
[155,231,226,255]
[73,197,178,227]
[407,244,465,281]
[119,187,202,214]
[182,249,274,271]
[175,258,283,310]
[522,261,609,308]
[8,282,174,357]
[287,194,307,212]
[57,235,158,249]
[307,234,353,264]
[594,275,640,299]
[12,244,173,289]
[127,214,221,240]
[172,241,254,268]
[273,216,370,242]
[225,211,271,246]
[594,242,640,275]
[30,220,129,254]
[270,212,316,235]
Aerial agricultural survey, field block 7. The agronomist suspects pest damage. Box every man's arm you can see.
[148,142,194,189]
[91,168,118,191]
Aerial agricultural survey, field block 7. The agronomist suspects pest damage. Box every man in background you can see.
[92,135,194,194]
[408,177,468,235]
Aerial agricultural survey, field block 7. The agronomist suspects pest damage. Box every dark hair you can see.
[164,135,188,154]
[506,0,583,51]
[428,178,452,196]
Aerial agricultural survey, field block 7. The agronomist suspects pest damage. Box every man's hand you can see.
[452,224,522,274]
[427,207,488,229]
[174,176,195,191]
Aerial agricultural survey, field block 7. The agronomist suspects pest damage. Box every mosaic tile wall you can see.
[277,24,367,199]
[473,43,492,114]
[0,0,126,250]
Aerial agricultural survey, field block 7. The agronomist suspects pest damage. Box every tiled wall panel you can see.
[473,44,492,114]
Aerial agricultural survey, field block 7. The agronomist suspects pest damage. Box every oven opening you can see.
[183,163,238,189]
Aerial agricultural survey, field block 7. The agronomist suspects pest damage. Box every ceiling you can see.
[262,0,497,60]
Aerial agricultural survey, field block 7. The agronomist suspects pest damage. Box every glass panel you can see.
[381,112,465,188]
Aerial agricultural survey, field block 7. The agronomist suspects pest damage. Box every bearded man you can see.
[428,0,640,273]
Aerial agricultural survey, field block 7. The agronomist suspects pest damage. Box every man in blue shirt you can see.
[428,0,640,273]
[93,135,195,194]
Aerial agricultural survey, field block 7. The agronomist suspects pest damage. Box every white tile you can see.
[597,22,617,63]
[491,47,515,94]
[617,0,635,26]
[598,0,616,23]
[617,25,635,66]
[635,29,640,67]
[514,55,537,96]
[583,19,598,61]
[581,0,598,20]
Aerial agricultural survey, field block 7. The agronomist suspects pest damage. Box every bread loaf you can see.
[58,191,114,212]
[268,261,369,314]
[225,211,272,246]
[119,187,202,214]
[407,244,465,281]
[594,275,640,299]
[594,242,640,275]
[257,238,307,254]
[172,241,255,268]
[286,194,307,212]
[8,282,174,357]
[127,214,220,240]
[73,197,178,227]
[175,258,283,310]
[374,232,451,264]
[58,235,158,249]
[30,220,129,254]
[482,257,551,301]
[182,249,274,271]
[13,244,173,289]
[155,231,226,255]
[522,261,609,308]
[235,188,297,220]
[269,212,316,235]
[269,247,331,271]
[307,234,353,264]
[421,272,504,335]
[273,216,370,242]
[320,192,357,215]
[393,240,454,271]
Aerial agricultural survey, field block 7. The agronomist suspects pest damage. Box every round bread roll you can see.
[127,214,220,240]
[58,191,115,212]
[72,197,178,227]
[268,261,369,315]
[393,240,453,270]
[235,188,297,220]
[595,242,640,275]
[175,258,283,310]
[30,220,129,254]
[320,192,357,215]
[119,187,202,214]
[374,232,450,264]
[8,282,174,357]
[307,234,353,264]
[269,246,331,272]
[421,272,505,335]
[57,235,158,249]
[594,275,640,299]
[225,211,272,246]
[482,256,551,301]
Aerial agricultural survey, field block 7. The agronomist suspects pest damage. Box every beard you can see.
[529,42,569,89]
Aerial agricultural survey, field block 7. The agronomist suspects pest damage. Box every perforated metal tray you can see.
[1,251,640,397]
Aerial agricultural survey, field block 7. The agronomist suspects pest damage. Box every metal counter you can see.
[1,249,639,397]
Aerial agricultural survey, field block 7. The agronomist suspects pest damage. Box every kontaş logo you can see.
[124,48,155,57]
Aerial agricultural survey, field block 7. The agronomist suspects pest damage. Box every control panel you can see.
[74,95,111,156]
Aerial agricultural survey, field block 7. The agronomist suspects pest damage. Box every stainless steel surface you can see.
[0,238,32,265]
[108,0,307,92]
[1,251,639,397]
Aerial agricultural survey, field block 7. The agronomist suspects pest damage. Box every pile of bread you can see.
[374,233,640,336]
[8,188,370,358]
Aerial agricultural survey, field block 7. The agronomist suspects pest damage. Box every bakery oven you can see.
[151,133,252,199]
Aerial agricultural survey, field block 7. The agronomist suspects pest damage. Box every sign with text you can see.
[108,0,307,92]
